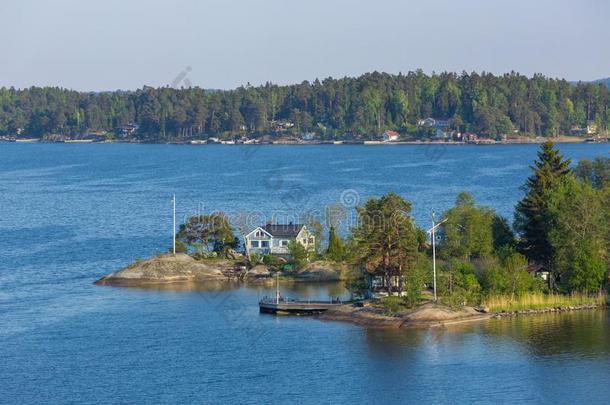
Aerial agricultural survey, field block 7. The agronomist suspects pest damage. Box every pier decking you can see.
[259,298,343,315]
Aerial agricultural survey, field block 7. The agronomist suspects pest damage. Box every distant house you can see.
[463,133,479,142]
[418,117,450,138]
[244,222,315,257]
[527,262,551,287]
[117,123,139,138]
[587,122,598,135]
[271,120,295,132]
[302,132,316,141]
[382,130,400,142]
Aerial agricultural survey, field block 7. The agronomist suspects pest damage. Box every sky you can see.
[0,0,608,91]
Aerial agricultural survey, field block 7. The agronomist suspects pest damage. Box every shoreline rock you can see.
[319,302,606,329]
[293,261,349,282]
[95,253,234,286]
[491,304,605,318]
[95,256,349,287]
[319,302,491,329]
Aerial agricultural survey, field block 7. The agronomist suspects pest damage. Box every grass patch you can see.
[376,295,423,315]
[482,292,607,313]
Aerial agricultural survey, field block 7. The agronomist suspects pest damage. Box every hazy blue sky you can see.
[1,0,608,90]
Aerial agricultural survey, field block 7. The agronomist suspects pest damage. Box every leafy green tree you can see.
[351,193,421,293]
[514,141,571,281]
[478,257,508,294]
[501,251,536,300]
[176,212,236,254]
[439,192,496,261]
[574,157,610,189]
[403,255,430,307]
[478,252,538,298]
[287,240,309,271]
[547,176,607,293]
[438,260,481,307]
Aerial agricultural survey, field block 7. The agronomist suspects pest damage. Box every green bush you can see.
[247,253,262,268]
[262,253,277,267]
[381,296,405,314]
[438,259,482,306]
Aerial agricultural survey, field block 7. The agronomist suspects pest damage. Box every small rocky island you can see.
[97,144,610,327]
[95,253,349,286]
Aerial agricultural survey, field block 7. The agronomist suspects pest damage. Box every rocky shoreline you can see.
[491,304,605,318]
[318,302,491,329]
[94,254,230,286]
[95,254,607,329]
[318,301,606,329]
[95,254,348,286]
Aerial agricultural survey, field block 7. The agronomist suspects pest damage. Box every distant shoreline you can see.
[2,137,607,146]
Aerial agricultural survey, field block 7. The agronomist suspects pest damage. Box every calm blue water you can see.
[1,143,610,404]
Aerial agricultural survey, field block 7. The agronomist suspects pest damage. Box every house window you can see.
[281,240,288,247]
[261,241,269,248]
[256,231,263,237]
[251,240,259,248]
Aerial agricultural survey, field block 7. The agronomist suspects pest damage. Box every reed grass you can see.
[482,292,607,313]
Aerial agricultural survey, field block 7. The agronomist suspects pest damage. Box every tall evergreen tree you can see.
[514,141,571,280]
[325,226,344,262]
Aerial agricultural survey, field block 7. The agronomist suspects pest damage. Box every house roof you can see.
[383,130,399,137]
[244,226,273,238]
[264,223,304,237]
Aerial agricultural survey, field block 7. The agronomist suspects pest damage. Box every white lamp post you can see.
[427,211,447,302]
[172,194,176,255]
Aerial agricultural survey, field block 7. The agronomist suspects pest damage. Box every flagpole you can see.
[173,194,176,255]
[431,212,437,302]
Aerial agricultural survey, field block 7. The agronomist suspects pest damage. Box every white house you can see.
[417,117,451,138]
[244,222,315,257]
[382,130,400,142]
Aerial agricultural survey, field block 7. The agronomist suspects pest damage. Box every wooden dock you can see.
[259,298,343,315]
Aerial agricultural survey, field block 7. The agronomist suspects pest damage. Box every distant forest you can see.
[1,71,609,141]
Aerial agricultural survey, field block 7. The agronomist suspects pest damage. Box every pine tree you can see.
[352,193,420,293]
[514,141,571,280]
[325,226,344,262]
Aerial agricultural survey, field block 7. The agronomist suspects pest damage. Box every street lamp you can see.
[172,194,176,255]
[427,211,447,302]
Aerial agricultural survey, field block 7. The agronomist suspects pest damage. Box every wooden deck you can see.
[259,298,343,315]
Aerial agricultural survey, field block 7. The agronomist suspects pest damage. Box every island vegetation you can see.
[2,71,609,142]
[340,142,609,314]
[98,141,609,322]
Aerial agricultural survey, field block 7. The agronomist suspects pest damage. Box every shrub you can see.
[247,253,262,268]
[381,296,405,314]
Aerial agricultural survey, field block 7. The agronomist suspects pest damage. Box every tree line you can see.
[1,71,609,140]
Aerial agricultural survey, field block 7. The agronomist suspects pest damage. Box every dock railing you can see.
[259,296,343,305]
